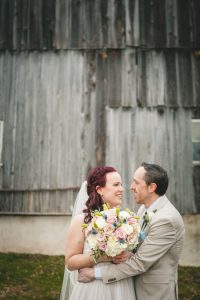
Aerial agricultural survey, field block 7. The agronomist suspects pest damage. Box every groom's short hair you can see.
[141,162,169,196]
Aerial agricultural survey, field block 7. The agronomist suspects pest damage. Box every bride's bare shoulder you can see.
[66,215,85,249]
[67,214,85,239]
[70,213,85,226]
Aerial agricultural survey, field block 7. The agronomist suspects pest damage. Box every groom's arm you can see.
[78,252,130,282]
[101,218,177,283]
[78,218,176,283]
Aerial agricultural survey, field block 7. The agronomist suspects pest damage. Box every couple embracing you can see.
[60,162,185,300]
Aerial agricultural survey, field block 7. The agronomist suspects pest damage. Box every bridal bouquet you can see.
[82,204,141,260]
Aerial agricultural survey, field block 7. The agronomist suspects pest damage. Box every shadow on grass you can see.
[0,253,199,300]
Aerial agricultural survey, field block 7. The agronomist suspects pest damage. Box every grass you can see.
[0,253,63,300]
[0,253,199,300]
[179,266,200,300]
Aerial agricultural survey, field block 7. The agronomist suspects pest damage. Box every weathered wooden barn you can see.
[0,0,200,221]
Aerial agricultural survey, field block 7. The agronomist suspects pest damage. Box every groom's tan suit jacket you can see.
[102,195,185,300]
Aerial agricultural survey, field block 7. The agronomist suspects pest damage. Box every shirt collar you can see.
[146,196,162,213]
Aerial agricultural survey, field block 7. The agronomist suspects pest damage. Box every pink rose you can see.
[128,217,137,225]
[104,224,115,235]
[127,224,140,244]
[127,232,138,244]
[99,242,107,251]
[97,232,106,242]
[107,216,117,224]
[115,227,126,240]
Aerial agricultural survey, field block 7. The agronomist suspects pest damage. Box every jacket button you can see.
[108,278,116,282]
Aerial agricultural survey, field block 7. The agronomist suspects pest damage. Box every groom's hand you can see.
[78,268,95,283]
[112,250,133,264]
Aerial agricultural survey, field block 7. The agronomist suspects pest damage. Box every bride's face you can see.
[97,172,124,208]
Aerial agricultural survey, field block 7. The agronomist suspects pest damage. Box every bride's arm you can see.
[65,214,96,271]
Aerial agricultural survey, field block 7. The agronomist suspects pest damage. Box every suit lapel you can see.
[137,195,169,243]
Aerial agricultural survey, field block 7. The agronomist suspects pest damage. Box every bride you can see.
[60,166,136,300]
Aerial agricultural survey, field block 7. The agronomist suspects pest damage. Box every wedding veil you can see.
[71,181,88,217]
[60,181,88,300]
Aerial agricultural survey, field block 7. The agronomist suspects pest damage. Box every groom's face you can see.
[131,167,151,205]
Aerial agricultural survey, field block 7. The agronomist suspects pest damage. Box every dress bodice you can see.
[83,240,91,254]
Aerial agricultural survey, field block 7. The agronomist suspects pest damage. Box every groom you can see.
[78,162,185,300]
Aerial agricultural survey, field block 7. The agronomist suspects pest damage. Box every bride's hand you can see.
[112,251,133,264]
[89,252,113,264]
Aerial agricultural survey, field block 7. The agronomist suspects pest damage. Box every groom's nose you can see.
[131,181,135,192]
[130,181,134,190]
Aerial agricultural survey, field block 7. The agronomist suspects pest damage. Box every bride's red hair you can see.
[83,166,116,223]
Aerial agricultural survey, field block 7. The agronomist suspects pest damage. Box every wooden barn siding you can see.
[0,190,78,214]
[0,49,199,214]
[82,49,200,108]
[126,0,200,48]
[193,165,200,211]
[0,51,99,213]
[106,107,196,213]
[0,0,125,50]
[0,0,200,50]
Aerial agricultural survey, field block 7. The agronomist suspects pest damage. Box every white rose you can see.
[87,223,93,232]
[87,234,98,249]
[136,223,141,233]
[95,217,106,229]
[105,237,126,257]
[103,208,116,218]
[121,224,133,234]
[119,211,131,221]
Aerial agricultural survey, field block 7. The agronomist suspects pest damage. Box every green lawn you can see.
[0,253,199,300]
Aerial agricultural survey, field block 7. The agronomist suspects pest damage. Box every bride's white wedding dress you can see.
[60,181,136,300]
[69,238,136,300]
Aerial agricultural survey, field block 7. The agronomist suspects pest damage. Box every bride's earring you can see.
[101,194,104,201]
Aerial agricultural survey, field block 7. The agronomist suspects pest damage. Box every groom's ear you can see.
[148,182,157,193]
